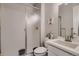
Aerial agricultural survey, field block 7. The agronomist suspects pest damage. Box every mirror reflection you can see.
[58,3,79,38]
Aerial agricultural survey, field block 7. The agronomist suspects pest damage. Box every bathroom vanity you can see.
[45,37,79,56]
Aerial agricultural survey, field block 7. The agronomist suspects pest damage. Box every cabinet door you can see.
[47,45,72,56]
[48,50,56,56]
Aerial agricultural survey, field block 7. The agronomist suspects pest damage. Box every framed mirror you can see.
[58,3,79,37]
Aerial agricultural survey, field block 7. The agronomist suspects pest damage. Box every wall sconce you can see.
[48,18,54,25]
[49,18,52,24]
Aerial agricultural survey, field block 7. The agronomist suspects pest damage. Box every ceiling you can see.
[60,3,79,8]
[31,3,41,8]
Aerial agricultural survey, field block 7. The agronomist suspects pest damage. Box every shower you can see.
[25,3,41,55]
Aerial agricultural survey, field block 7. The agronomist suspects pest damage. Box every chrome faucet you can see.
[65,35,72,42]
[65,28,74,42]
[71,28,73,39]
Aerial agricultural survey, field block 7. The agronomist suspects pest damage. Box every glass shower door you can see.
[25,5,41,54]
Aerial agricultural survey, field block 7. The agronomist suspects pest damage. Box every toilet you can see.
[34,47,47,56]
[33,37,50,56]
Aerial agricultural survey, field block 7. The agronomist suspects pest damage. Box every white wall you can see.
[1,4,25,55]
[41,3,45,46]
[59,5,73,36]
[45,3,53,34]
[51,4,59,37]
[41,3,59,45]
[45,3,59,38]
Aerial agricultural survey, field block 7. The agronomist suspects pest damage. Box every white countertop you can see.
[45,36,79,56]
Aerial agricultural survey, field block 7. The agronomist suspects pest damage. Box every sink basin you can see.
[54,40,78,49]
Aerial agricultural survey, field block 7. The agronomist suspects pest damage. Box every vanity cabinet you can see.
[45,44,73,56]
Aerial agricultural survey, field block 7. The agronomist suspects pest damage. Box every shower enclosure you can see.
[25,3,41,55]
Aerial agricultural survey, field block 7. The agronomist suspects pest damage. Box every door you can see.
[1,4,25,55]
